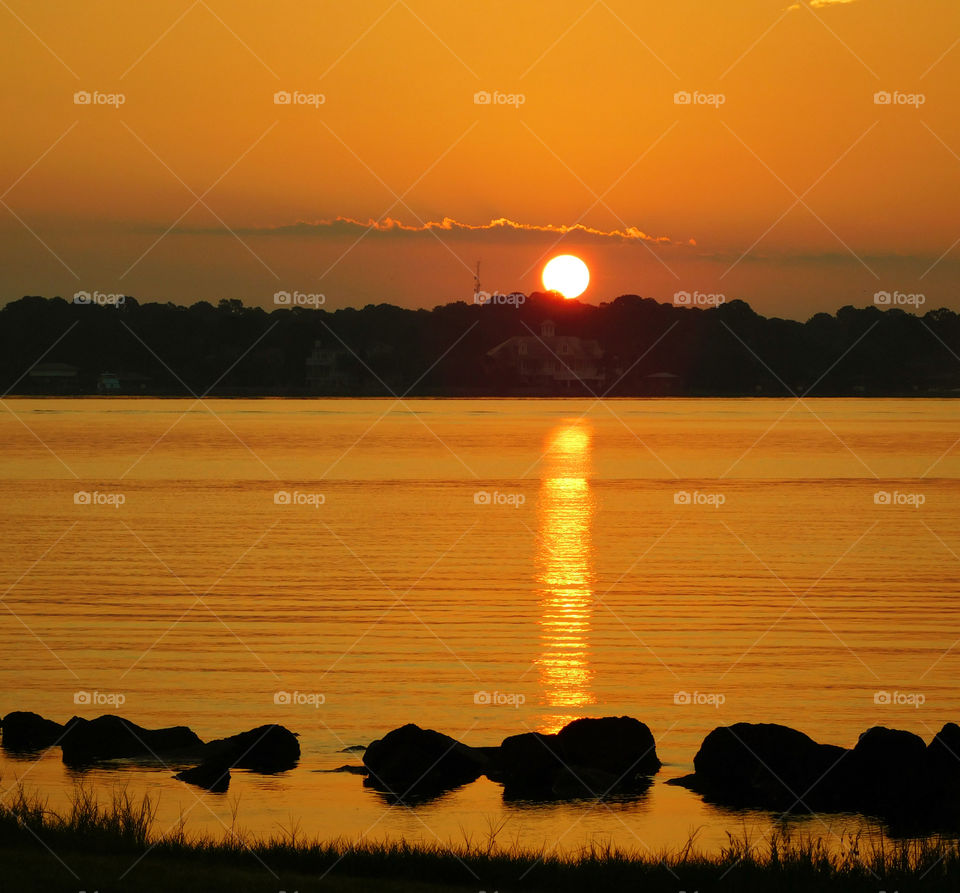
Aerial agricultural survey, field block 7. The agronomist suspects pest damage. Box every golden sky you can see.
[2,0,959,316]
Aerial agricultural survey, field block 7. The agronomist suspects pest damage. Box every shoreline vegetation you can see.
[4,293,959,398]
[3,784,960,893]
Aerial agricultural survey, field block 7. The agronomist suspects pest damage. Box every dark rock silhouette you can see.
[495,731,563,797]
[1,711,65,752]
[558,716,661,776]
[60,715,202,766]
[199,724,300,773]
[1,710,300,794]
[362,716,661,803]
[494,716,661,800]
[668,722,848,812]
[671,722,960,828]
[171,725,299,792]
[362,724,492,800]
[174,759,231,794]
[842,726,928,818]
[927,722,960,789]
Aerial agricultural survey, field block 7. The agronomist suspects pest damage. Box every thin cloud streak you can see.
[169,216,697,247]
[788,0,859,9]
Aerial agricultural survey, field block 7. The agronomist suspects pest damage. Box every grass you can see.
[2,782,960,891]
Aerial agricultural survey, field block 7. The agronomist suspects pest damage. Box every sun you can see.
[542,254,589,299]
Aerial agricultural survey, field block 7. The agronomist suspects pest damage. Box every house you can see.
[98,372,121,393]
[485,320,605,391]
[306,341,354,391]
[97,372,152,394]
[27,362,79,393]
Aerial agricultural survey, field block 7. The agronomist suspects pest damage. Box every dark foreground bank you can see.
[3,785,960,893]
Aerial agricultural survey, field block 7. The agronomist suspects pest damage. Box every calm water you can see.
[1,398,959,855]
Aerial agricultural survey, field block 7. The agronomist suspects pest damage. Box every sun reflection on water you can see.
[536,421,596,733]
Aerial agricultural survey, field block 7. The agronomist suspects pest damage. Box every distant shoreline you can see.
[5,294,959,400]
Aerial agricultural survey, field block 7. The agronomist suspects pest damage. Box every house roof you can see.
[487,334,602,360]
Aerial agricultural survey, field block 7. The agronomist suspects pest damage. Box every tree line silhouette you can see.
[2,293,959,396]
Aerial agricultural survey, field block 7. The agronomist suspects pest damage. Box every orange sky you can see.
[1,0,958,316]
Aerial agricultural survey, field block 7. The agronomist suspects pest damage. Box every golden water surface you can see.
[1,398,958,854]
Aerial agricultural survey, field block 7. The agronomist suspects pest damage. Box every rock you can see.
[557,716,661,777]
[494,716,661,800]
[322,764,368,775]
[174,759,231,793]
[201,724,300,773]
[338,744,367,753]
[551,765,652,800]
[843,726,928,818]
[925,723,960,821]
[672,722,951,826]
[494,731,564,797]
[60,715,202,766]
[363,724,490,799]
[926,722,960,768]
[669,723,849,812]
[1,711,64,752]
